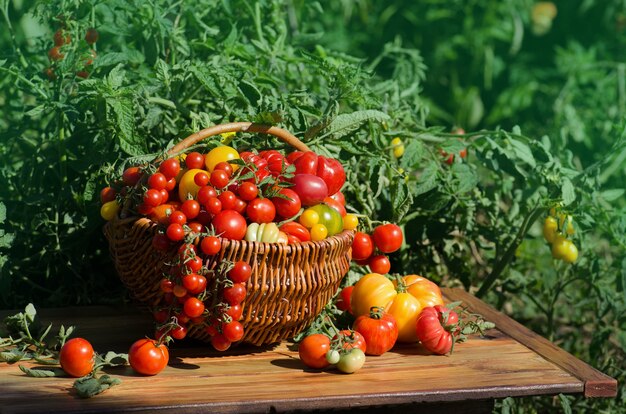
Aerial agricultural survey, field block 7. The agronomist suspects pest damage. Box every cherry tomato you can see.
[372,224,403,253]
[352,232,374,261]
[246,198,276,223]
[159,158,181,180]
[54,29,71,46]
[543,216,558,243]
[194,171,210,187]
[144,188,163,207]
[298,334,331,369]
[100,187,117,204]
[183,297,205,318]
[184,152,205,169]
[222,321,244,342]
[342,214,359,231]
[122,166,142,186]
[59,338,94,377]
[212,210,247,240]
[169,210,187,225]
[272,188,302,219]
[214,161,234,176]
[48,46,64,61]
[201,235,221,255]
[148,173,167,190]
[211,333,232,351]
[332,330,367,353]
[197,186,218,205]
[552,236,578,263]
[128,338,169,375]
[166,223,185,241]
[238,182,259,201]
[229,261,252,283]
[353,307,398,355]
[100,200,120,221]
[368,255,391,274]
[223,283,246,305]
[391,137,404,158]
[310,223,328,241]
[210,169,230,189]
[181,199,200,219]
[178,169,205,200]
[299,209,319,228]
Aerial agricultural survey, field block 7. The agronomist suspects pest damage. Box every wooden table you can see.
[0,288,617,414]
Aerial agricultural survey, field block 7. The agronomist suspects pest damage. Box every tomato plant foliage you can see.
[1,0,625,412]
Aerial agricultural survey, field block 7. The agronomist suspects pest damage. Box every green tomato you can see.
[336,348,366,374]
[309,204,343,236]
[245,223,260,242]
[326,349,341,365]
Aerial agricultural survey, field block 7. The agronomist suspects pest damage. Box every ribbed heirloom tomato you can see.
[353,307,398,356]
[351,273,444,343]
[416,305,460,355]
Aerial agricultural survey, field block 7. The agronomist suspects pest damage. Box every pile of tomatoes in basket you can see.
[100,143,362,351]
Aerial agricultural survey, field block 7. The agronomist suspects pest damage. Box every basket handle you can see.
[168,122,310,155]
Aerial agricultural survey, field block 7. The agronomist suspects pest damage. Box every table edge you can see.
[442,288,618,398]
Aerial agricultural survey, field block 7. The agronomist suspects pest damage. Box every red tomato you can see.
[372,224,403,253]
[128,338,169,375]
[292,174,328,206]
[293,151,318,175]
[226,304,243,321]
[223,282,246,305]
[298,334,331,369]
[183,297,205,318]
[238,182,259,201]
[323,197,346,217]
[336,285,354,314]
[148,173,167,190]
[368,255,391,274]
[316,156,346,195]
[353,307,398,356]
[159,158,180,180]
[100,187,117,204]
[211,333,232,351]
[246,198,276,223]
[329,191,346,206]
[218,191,237,210]
[212,210,247,240]
[201,235,221,255]
[185,152,205,169]
[272,188,302,219]
[229,261,252,283]
[416,305,460,355]
[222,321,244,342]
[59,338,95,377]
[279,222,311,242]
[352,232,374,261]
[122,166,142,186]
[332,330,367,354]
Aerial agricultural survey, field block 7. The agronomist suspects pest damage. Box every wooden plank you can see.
[0,302,587,414]
[442,288,618,398]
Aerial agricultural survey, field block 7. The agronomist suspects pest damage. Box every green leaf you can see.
[323,110,390,139]
[399,139,424,169]
[451,163,478,194]
[391,179,413,222]
[19,365,64,377]
[558,394,573,414]
[101,351,128,366]
[74,375,122,399]
[110,98,145,156]
[509,138,536,168]
[561,177,576,206]
[239,80,261,105]
[1,350,27,363]
[413,162,439,196]
[600,189,625,202]
[0,202,5,222]
[24,303,37,322]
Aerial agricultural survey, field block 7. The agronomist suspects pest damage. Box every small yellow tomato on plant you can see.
[543,216,559,243]
[100,200,120,221]
[391,137,404,158]
[343,214,359,231]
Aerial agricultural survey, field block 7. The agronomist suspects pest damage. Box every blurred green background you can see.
[1,0,624,411]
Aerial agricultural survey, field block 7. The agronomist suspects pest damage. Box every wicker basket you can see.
[104,122,354,346]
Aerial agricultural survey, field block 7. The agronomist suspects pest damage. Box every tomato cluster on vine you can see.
[351,223,404,274]
[100,141,351,351]
[45,15,98,80]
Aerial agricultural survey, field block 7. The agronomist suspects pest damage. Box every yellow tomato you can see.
[178,169,204,201]
[342,214,359,231]
[352,273,445,343]
[100,200,120,221]
[543,216,559,243]
[299,209,319,228]
[391,137,405,158]
[205,145,240,172]
[310,223,328,241]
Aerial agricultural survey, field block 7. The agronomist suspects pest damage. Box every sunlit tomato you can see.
[316,156,346,195]
[279,222,311,242]
[166,223,185,242]
[272,188,302,219]
[329,191,346,206]
[310,223,328,241]
[128,338,169,375]
[159,158,181,180]
[148,173,168,190]
[181,200,200,219]
[178,169,205,200]
[299,209,319,228]
[229,261,252,283]
[342,214,359,231]
[197,186,218,205]
[144,189,163,207]
[352,232,374,261]
[246,198,276,223]
[201,235,221,255]
[238,182,259,201]
[169,210,187,225]
[416,305,460,355]
[185,152,205,169]
[372,223,403,253]
[368,255,391,274]
[353,307,398,355]
[59,338,94,377]
[552,236,578,263]
[293,174,328,206]
[351,273,397,317]
[223,282,246,305]
[194,171,210,187]
[293,151,318,175]
[183,297,205,318]
[205,146,240,172]
[210,169,230,189]
[218,191,237,210]
[212,210,247,240]
[309,204,343,236]
[298,334,331,369]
